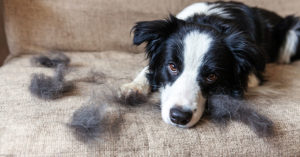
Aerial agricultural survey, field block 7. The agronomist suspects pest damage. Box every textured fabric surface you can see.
[3,0,300,57]
[0,51,300,156]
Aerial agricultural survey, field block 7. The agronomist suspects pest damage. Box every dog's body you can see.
[120,1,300,128]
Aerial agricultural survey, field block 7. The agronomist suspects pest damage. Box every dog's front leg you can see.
[119,66,150,98]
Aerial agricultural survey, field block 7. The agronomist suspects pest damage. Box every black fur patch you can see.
[207,95,274,137]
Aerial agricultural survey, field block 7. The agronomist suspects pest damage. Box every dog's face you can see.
[133,15,265,127]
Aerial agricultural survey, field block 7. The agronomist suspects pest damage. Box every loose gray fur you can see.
[75,70,106,84]
[31,52,70,68]
[115,91,149,106]
[29,64,74,99]
[69,90,123,142]
[207,95,274,137]
[70,104,106,142]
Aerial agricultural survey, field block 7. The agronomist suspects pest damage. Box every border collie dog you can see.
[120,1,300,128]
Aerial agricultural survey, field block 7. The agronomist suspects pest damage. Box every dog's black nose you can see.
[170,107,193,125]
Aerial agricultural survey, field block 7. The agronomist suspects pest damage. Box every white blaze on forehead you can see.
[160,31,213,127]
[176,2,230,20]
[183,31,212,71]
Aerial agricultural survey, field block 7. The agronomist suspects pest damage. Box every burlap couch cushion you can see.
[0,52,300,156]
[1,0,300,156]
[3,0,300,58]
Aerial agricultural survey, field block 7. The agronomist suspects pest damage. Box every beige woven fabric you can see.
[3,0,300,57]
[0,51,299,156]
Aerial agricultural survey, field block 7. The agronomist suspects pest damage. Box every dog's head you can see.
[132,15,265,128]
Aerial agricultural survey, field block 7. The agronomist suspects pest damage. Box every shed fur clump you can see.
[29,64,74,99]
[31,52,70,68]
[70,104,106,141]
[207,95,274,137]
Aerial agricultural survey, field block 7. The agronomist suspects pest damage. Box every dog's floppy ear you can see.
[225,31,266,88]
[132,15,183,57]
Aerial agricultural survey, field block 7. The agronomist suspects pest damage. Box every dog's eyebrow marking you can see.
[176,2,230,20]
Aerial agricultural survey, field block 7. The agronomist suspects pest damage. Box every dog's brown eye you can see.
[206,74,217,83]
[168,63,178,75]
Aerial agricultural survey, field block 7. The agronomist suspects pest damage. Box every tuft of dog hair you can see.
[31,52,70,68]
[75,70,106,84]
[29,64,74,99]
[70,103,107,142]
[115,91,149,106]
[69,90,124,142]
[207,95,274,137]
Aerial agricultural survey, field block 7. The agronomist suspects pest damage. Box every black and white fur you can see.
[120,1,300,128]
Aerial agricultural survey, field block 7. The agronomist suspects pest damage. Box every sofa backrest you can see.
[0,1,9,65]
[3,0,300,58]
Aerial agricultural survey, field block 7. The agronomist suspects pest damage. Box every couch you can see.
[0,0,300,156]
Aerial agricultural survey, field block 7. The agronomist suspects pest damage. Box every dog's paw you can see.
[119,82,149,96]
[117,82,150,106]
